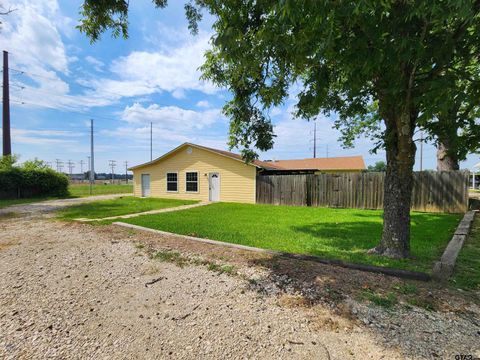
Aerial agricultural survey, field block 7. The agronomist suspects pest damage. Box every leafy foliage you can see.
[367,161,387,173]
[0,156,68,199]
[76,1,480,256]
[77,1,480,161]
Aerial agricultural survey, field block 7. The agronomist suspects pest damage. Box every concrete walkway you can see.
[75,201,210,222]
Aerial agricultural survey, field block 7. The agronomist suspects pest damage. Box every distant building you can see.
[261,156,366,174]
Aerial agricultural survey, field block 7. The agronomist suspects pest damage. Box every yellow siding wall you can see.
[132,146,257,203]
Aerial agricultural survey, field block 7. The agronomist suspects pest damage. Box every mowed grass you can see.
[0,184,133,209]
[68,184,133,197]
[0,196,57,209]
[122,202,460,273]
[58,196,198,220]
[451,218,480,290]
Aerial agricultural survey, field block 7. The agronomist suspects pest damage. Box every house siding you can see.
[132,145,256,203]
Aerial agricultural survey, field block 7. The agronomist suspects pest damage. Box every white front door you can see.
[209,172,220,202]
[141,174,150,197]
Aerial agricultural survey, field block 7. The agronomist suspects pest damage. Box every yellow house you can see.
[129,142,366,203]
[129,143,278,203]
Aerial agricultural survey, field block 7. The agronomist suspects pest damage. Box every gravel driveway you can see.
[0,199,479,359]
[0,194,129,216]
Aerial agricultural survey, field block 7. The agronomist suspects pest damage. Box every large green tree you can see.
[420,62,480,171]
[78,0,480,259]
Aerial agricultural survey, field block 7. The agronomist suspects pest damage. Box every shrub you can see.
[0,157,69,199]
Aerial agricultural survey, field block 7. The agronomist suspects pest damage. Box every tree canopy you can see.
[78,0,480,258]
[367,161,387,173]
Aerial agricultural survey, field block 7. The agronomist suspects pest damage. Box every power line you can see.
[124,161,129,184]
[108,160,116,183]
[55,159,63,173]
[67,160,75,176]
[9,67,151,99]
[7,83,134,113]
[6,97,125,123]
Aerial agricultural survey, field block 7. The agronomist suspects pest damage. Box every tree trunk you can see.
[437,141,459,171]
[370,111,416,258]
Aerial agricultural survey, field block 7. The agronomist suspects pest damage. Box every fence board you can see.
[256,170,469,213]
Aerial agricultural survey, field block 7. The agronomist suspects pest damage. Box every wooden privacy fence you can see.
[256,171,469,213]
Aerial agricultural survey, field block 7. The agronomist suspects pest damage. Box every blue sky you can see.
[0,0,478,173]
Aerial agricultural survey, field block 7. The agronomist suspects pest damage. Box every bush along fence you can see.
[0,168,69,199]
[256,170,469,213]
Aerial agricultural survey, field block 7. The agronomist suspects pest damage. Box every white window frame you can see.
[166,171,179,193]
[185,171,199,193]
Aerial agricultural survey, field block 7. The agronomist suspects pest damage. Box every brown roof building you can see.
[262,156,366,173]
[191,145,365,173]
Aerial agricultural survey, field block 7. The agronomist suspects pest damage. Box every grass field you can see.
[68,184,133,197]
[120,202,460,273]
[0,184,133,209]
[58,197,198,220]
[451,218,480,290]
[0,197,57,209]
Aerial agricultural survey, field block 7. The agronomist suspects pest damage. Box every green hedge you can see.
[0,168,69,199]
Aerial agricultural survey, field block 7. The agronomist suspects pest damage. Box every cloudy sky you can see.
[0,0,477,173]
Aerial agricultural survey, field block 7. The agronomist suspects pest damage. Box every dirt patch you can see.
[1,210,479,359]
[0,217,404,360]
[0,239,18,252]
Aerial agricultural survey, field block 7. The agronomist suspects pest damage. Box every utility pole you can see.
[67,160,75,178]
[313,122,317,158]
[419,131,424,172]
[79,160,85,179]
[326,144,329,158]
[2,50,11,156]
[90,119,94,195]
[55,159,63,173]
[124,161,128,184]
[150,121,153,161]
[87,156,91,183]
[109,160,116,184]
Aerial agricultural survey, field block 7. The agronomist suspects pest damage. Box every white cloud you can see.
[1,0,70,74]
[196,100,211,108]
[171,89,186,99]
[1,128,79,146]
[121,103,222,131]
[96,32,217,97]
[85,56,105,72]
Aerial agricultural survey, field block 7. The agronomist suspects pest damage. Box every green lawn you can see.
[0,196,57,209]
[451,218,480,290]
[120,202,460,273]
[58,196,198,220]
[68,184,133,197]
[0,184,134,209]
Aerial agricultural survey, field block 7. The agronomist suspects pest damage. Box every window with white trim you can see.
[186,172,198,192]
[166,172,178,192]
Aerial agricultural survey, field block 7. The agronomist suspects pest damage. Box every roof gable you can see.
[128,142,278,170]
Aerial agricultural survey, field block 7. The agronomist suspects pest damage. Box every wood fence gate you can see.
[256,171,469,213]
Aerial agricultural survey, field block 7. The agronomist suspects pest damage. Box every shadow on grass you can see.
[289,212,457,272]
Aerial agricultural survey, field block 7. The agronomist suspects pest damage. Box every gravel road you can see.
[0,198,479,359]
[0,194,128,216]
